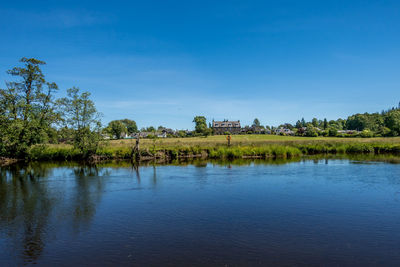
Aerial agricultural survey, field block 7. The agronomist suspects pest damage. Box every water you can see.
[1,158,400,266]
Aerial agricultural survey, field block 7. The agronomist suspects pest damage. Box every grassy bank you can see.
[22,135,400,162]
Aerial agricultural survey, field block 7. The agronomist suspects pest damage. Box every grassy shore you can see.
[23,135,400,161]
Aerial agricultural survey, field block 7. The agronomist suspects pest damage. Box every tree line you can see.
[192,111,400,138]
[276,107,400,137]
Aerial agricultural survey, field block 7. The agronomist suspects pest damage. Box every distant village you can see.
[104,118,362,140]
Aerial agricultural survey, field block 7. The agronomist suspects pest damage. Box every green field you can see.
[106,135,400,149]
[25,135,400,162]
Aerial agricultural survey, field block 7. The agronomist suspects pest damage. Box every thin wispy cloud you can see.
[0,8,111,28]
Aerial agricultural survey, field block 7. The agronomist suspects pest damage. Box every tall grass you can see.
[23,137,400,162]
[207,146,301,159]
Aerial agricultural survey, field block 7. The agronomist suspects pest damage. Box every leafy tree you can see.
[378,126,391,137]
[384,110,400,136]
[121,119,137,134]
[311,118,318,127]
[252,118,261,127]
[57,126,75,143]
[346,113,383,132]
[142,126,155,132]
[328,127,338,137]
[193,116,208,135]
[305,125,318,137]
[57,87,101,156]
[0,58,59,157]
[107,120,127,139]
[323,118,328,130]
[203,128,213,137]
[301,117,306,127]
[177,130,187,138]
[279,123,294,130]
[360,129,374,138]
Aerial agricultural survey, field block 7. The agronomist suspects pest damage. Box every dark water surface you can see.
[1,158,400,266]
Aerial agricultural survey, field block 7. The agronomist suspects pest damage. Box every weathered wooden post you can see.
[131,133,141,162]
[226,135,232,146]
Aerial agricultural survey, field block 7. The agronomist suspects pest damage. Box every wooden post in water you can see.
[131,134,141,162]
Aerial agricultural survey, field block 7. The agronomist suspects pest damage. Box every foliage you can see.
[291,104,400,137]
[311,118,318,127]
[328,127,338,137]
[360,129,374,138]
[305,126,318,137]
[121,119,138,134]
[193,116,212,137]
[384,110,400,136]
[141,126,156,132]
[106,120,127,139]
[346,113,383,132]
[0,58,59,157]
[323,118,328,130]
[203,127,213,137]
[252,118,261,127]
[57,87,101,157]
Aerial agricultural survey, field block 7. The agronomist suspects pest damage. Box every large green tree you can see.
[193,116,207,132]
[252,118,261,127]
[57,87,101,156]
[120,119,138,134]
[311,118,318,127]
[106,120,127,139]
[0,58,59,157]
[193,116,212,137]
[384,110,400,136]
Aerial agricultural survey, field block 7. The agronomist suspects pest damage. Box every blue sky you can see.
[1,0,400,129]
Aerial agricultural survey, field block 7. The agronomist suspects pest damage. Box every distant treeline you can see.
[274,106,400,137]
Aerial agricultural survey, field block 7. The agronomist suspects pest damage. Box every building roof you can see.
[213,120,241,128]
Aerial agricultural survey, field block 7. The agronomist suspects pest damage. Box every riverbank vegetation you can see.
[21,135,400,162]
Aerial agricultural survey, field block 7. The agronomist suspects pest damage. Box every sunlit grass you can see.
[105,135,400,149]
[30,135,400,161]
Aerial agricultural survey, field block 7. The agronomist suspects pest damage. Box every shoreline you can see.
[0,157,19,167]
[2,140,400,165]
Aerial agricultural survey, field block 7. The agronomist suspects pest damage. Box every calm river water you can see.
[1,158,400,266]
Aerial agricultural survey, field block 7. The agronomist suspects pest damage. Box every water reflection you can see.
[0,163,110,264]
[71,165,109,230]
[0,163,54,262]
[1,156,400,265]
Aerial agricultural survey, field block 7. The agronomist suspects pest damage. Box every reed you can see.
[24,139,400,162]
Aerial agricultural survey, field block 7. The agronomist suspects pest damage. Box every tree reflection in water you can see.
[0,163,53,262]
[0,163,109,264]
[71,165,109,230]
[3,156,398,265]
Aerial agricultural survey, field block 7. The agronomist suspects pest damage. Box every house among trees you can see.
[275,127,295,135]
[337,130,360,135]
[130,131,167,138]
[212,120,241,134]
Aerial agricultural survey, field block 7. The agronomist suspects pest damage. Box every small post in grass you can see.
[226,135,232,147]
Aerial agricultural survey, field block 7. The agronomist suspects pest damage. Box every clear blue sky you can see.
[1,0,399,129]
